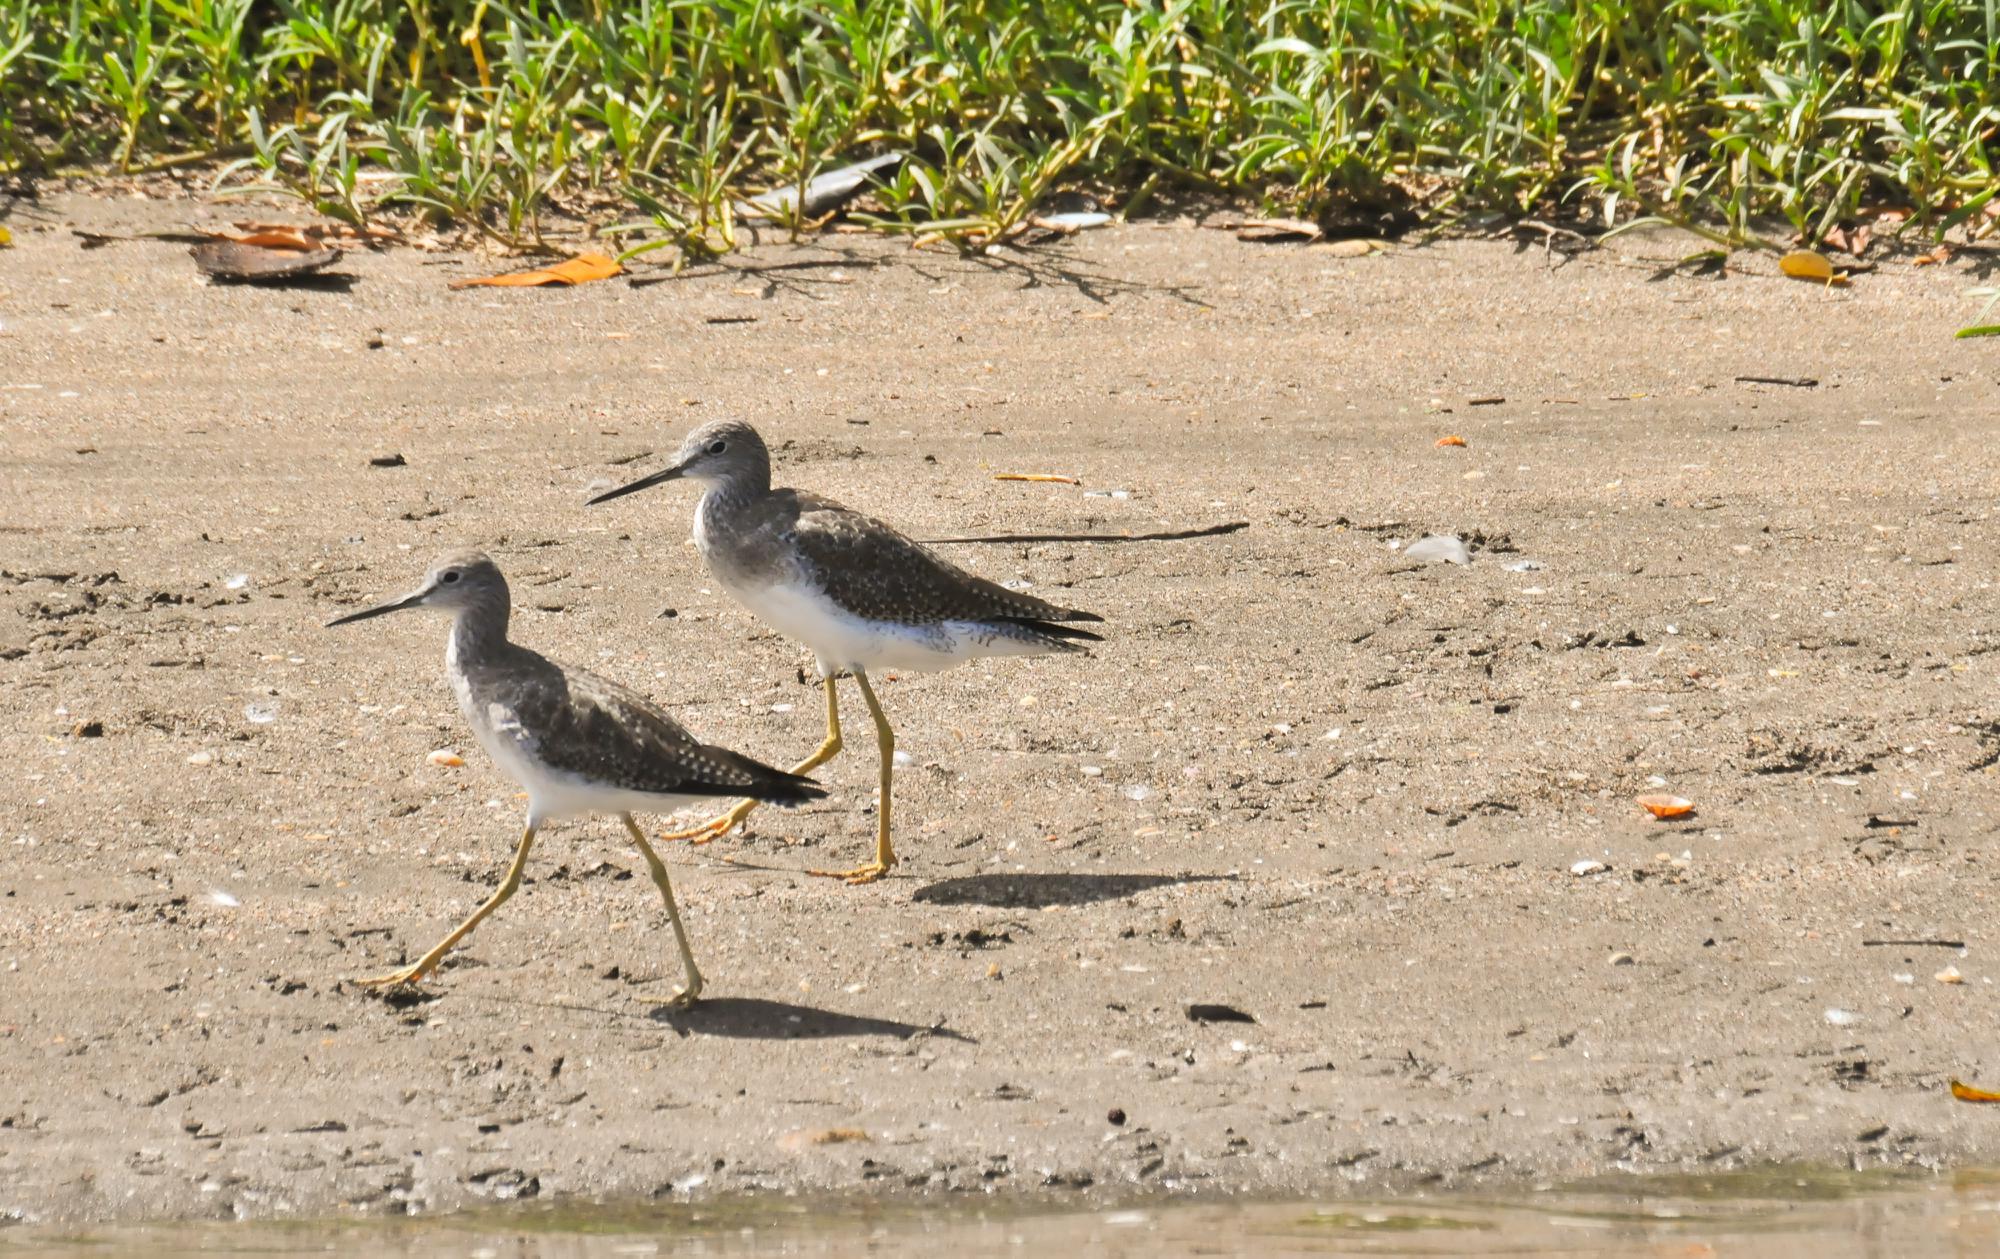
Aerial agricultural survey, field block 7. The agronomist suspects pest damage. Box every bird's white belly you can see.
[724,578,980,675]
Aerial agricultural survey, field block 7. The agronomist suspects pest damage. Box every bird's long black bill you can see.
[587,462,684,505]
[325,591,426,627]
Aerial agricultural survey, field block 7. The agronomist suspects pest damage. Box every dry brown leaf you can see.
[1435,435,1466,448]
[1227,217,1321,243]
[994,473,1080,484]
[1913,245,1951,267]
[451,252,623,290]
[1636,793,1695,819]
[1951,1079,2000,1102]
[190,240,342,283]
[1779,250,1847,285]
[1821,223,1870,257]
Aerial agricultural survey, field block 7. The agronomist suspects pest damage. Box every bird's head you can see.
[587,419,769,504]
[325,548,507,625]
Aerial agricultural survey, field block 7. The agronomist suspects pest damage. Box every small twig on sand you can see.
[1514,219,1595,267]
[925,521,1249,545]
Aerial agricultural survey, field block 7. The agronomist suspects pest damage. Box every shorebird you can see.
[326,548,825,1004]
[588,420,1102,884]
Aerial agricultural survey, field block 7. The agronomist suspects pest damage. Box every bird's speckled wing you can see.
[783,490,1101,630]
[495,653,819,802]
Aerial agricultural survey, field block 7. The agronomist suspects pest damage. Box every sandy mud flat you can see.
[2,191,1998,1224]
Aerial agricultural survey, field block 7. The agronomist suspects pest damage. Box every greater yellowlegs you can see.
[326,547,826,1003]
[588,421,1103,883]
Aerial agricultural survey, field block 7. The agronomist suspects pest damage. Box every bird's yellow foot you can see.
[662,977,704,1009]
[806,860,894,886]
[349,965,431,989]
[659,802,755,846]
[658,817,728,846]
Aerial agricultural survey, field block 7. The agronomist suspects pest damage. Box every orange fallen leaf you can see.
[1780,249,1833,279]
[1913,245,1951,267]
[1636,793,1695,819]
[994,473,1080,484]
[451,252,622,290]
[213,222,400,250]
[1779,249,1848,286]
[232,220,397,242]
[1435,435,1467,448]
[1951,1079,2000,1102]
[210,227,318,251]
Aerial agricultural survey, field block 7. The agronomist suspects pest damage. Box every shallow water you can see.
[11,1170,2000,1257]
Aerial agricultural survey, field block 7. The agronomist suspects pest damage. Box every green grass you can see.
[3,0,1997,256]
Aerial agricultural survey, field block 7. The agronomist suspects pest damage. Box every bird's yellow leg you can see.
[352,823,536,988]
[622,814,704,1007]
[658,674,844,844]
[808,668,895,885]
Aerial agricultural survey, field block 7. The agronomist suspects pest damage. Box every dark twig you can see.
[1735,375,1819,388]
[924,522,1249,545]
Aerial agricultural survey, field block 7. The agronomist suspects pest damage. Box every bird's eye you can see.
[441,570,461,584]
[707,439,727,454]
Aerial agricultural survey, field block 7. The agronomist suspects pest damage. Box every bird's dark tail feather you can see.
[688,747,828,805]
[746,765,828,805]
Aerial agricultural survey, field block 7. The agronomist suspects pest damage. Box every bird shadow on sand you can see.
[910,871,1234,909]
[651,995,974,1044]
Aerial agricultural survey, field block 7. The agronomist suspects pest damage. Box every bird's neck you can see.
[696,473,767,535]
[447,596,511,670]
